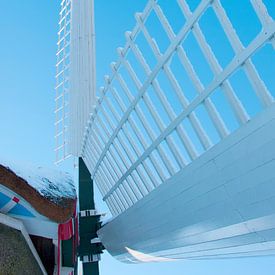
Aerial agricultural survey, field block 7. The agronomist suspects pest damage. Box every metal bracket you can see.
[90,237,101,244]
[82,254,101,263]
[79,209,106,218]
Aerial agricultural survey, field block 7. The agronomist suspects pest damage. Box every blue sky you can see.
[0,0,275,274]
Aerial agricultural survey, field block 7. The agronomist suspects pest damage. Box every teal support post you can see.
[78,158,104,275]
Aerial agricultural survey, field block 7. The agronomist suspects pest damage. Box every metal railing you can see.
[55,0,71,163]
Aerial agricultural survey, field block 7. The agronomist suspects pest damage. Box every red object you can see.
[59,219,74,241]
[12,197,20,203]
[57,219,75,275]
[57,203,77,275]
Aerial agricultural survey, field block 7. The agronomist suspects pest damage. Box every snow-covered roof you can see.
[0,159,76,223]
[0,159,76,204]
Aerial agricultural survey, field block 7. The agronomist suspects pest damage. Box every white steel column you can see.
[70,0,96,156]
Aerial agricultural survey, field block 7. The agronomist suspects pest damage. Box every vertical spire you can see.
[70,0,96,156]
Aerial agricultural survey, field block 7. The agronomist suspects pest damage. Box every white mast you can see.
[70,0,96,157]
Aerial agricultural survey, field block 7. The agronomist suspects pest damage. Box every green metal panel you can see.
[78,158,104,275]
[83,262,100,274]
[62,238,74,267]
[79,158,95,210]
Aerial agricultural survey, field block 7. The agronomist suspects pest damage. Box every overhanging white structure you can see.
[55,0,275,264]
[98,104,275,262]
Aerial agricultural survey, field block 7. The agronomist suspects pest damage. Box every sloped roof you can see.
[0,159,76,223]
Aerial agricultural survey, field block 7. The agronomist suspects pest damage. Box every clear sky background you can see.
[0,0,275,274]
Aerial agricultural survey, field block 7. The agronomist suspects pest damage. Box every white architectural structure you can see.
[55,0,96,162]
[55,0,275,264]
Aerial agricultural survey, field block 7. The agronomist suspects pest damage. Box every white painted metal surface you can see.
[79,0,275,216]
[98,104,275,262]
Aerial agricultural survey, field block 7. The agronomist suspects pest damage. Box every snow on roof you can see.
[0,159,76,204]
